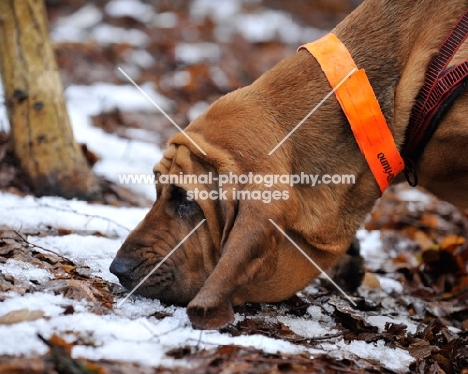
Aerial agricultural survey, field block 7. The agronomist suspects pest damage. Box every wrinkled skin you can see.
[111,0,468,329]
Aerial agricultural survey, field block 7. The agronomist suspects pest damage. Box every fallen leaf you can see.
[362,273,381,289]
[0,309,44,325]
[439,235,465,253]
[57,228,74,236]
[65,279,98,303]
[60,264,77,273]
[413,230,435,250]
[39,334,107,374]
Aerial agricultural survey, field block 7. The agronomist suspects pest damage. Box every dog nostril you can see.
[109,258,136,279]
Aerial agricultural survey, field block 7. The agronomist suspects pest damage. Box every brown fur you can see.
[110,0,468,329]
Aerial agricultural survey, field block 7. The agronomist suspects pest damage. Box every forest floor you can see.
[1,0,467,373]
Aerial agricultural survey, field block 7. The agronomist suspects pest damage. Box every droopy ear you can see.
[187,201,281,329]
[219,192,237,250]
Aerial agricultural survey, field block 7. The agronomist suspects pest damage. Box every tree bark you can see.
[0,0,102,200]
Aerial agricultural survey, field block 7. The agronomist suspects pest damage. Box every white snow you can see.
[151,12,178,29]
[190,0,243,22]
[52,23,150,47]
[56,4,103,30]
[330,339,414,372]
[356,229,388,271]
[160,71,191,89]
[124,49,156,69]
[188,101,210,122]
[367,315,418,335]
[378,275,404,294]
[63,83,171,200]
[1,259,52,283]
[397,187,431,205]
[234,11,324,44]
[210,66,230,88]
[0,192,146,237]
[105,0,155,24]
[65,83,172,115]
[51,4,102,43]
[307,305,334,323]
[190,0,324,44]
[0,79,9,131]
[175,43,221,65]
[278,316,338,338]
[28,235,125,282]
[92,25,150,47]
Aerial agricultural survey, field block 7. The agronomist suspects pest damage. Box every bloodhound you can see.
[111,0,468,329]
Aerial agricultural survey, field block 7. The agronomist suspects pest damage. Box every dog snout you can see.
[109,257,138,282]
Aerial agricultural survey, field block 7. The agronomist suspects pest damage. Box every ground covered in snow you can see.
[1,187,467,374]
[1,0,468,373]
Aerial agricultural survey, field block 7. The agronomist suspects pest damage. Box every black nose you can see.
[109,257,137,281]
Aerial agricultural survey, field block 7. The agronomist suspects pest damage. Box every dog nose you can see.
[109,257,136,280]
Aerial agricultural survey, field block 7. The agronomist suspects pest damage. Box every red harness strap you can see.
[402,9,468,184]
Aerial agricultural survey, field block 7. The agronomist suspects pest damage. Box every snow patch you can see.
[357,229,387,271]
[56,4,103,30]
[65,83,172,116]
[105,0,155,23]
[0,191,147,237]
[278,316,338,339]
[92,25,150,47]
[191,0,243,22]
[160,71,191,89]
[124,49,156,69]
[1,260,52,283]
[367,315,418,335]
[378,275,404,294]
[235,11,323,44]
[397,188,431,205]
[334,339,414,372]
[188,101,210,122]
[175,43,221,65]
[63,83,170,199]
[0,79,9,132]
[51,4,102,43]
[28,235,123,283]
[152,12,178,28]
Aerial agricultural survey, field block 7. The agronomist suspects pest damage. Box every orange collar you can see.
[300,33,404,194]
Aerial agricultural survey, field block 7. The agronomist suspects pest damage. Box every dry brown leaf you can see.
[362,272,381,289]
[57,228,73,236]
[0,309,44,325]
[420,215,440,230]
[65,279,98,303]
[46,333,73,355]
[60,264,76,273]
[0,231,23,255]
[413,230,435,250]
[439,234,466,253]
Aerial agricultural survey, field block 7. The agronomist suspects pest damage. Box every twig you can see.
[12,230,73,264]
[3,201,132,233]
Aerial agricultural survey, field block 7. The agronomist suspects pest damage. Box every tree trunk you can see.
[0,0,102,200]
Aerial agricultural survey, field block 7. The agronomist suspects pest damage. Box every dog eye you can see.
[176,198,196,217]
[170,185,199,217]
